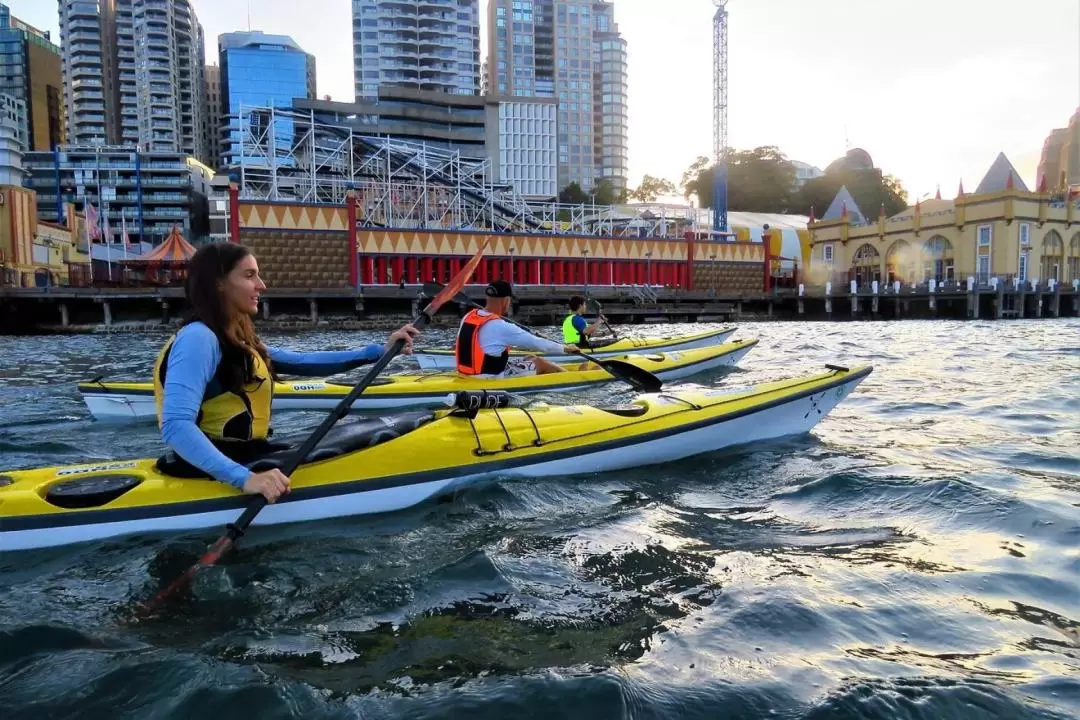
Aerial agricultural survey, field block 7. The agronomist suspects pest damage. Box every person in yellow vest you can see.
[562,295,608,348]
[153,242,419,504]
[455,280,578,377]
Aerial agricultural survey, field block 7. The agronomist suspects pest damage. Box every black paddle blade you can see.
[589,358,662,394]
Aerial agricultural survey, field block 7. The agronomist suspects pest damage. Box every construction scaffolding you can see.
[230,105,698,239]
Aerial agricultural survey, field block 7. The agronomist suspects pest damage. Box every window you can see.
[1019,222,1030,247]
[977,225,992,247]
[823,245,834,264]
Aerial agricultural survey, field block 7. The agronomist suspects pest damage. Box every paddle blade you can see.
[592,358,663,394]
[422,240,491,318]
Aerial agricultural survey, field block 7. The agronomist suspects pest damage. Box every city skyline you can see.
[8,0,1079,203]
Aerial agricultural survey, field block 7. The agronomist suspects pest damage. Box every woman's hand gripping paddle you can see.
[421,283,662,394]
[139,239,493,615]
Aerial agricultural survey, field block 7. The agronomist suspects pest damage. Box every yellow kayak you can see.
[0,363,872,551]
[412,327,737,369]
[78,340,758,420]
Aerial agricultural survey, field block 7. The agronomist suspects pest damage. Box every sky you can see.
[10,0,1080,204]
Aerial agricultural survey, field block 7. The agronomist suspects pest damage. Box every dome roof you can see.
[825,148,875,175]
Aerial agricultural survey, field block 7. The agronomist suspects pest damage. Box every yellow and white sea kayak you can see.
[0,364,871,551]
[412,327,737,370]
[78,340,758,420]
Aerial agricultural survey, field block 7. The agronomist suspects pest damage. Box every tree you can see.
[725,146,798,213]
[692,146,798,212]
[628,174,677,203]
[559,182,588,205]
[795,169,908,219]
[590,179,618,206]
[680,155,711,202]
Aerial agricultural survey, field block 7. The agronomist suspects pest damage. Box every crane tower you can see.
[712,0,728,165]
[711,0,730,234]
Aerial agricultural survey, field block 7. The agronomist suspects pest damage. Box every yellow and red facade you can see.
[227,184,769,291]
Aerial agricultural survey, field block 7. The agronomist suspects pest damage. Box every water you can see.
[1,319,1078,719]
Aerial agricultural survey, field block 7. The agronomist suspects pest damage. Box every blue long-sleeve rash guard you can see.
[160,322,383,488]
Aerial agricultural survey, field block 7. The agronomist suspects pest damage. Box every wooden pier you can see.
[1,278,1078,334]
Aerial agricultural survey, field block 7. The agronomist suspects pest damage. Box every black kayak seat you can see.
[152,410,437,480]
[41,412,440,508]
[246,410,436,472]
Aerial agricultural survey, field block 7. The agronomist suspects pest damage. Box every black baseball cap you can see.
[485,280,514,298]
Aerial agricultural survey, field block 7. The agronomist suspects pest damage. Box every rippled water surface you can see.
[1,319,1078,719]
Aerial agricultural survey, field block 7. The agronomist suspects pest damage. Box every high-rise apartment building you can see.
[591,1,627,196]
[218,31,316,168]
[0,93,26,184]
[0,2,65,152]
[203,63,221,169]
[352,0,480,100]
[59,0,207,161]
[25,146,211,240]
[487,0,627,196]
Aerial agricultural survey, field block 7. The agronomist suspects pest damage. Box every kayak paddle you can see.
[420,283,662,394]
[139,239,493,614]
[585,296,619,341]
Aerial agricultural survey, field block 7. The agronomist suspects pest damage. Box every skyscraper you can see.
[487,0,627,195]
[0,2,64,152]
[352,0,480,100]
[203,63,221,168]
[218,31,316,168]
[58,0,207,161]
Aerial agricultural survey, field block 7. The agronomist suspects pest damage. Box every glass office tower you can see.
[218,31,315,170]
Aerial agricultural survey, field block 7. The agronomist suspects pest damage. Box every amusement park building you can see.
[807,153,1080,288]
[216,183,804,294]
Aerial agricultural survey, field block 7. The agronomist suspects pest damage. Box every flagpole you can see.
[105,201,113,281]
[85,204,94,286]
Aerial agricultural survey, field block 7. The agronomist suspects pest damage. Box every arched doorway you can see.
[921,236,954,283]
[1040,231,1064,281]
[885,239,918,285]
[1069,232,1080,282]
[851,243,881,287]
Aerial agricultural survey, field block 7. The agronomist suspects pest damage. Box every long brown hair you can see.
[183,242,273,392]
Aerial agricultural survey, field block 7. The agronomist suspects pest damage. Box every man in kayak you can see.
[455,280,578,377]
[562,295,608,348]
[153,242,419,504]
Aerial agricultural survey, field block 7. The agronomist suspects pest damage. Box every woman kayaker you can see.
[153,242,419,504]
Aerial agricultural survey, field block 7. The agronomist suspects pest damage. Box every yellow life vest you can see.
[153,330,274,441]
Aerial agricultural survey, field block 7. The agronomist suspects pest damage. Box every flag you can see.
[85,202,100,241]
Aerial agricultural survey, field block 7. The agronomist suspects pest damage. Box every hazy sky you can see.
[11,0,1080,203]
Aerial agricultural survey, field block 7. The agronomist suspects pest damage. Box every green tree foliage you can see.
[687,146,797,212]
[628,174,677,202]
[558,181,621,206]
[590,179,618,206]
[726,146,798,213]
[683,147,910,218]
[680,155,711,202]
[558,182,588,205]
[796,170,908,219]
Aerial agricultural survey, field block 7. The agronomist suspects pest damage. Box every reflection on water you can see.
[0,319,1078,719]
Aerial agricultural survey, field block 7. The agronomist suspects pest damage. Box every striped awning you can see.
[127,226,196,263]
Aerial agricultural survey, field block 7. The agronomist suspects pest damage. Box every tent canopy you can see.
[125,226,196,263]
